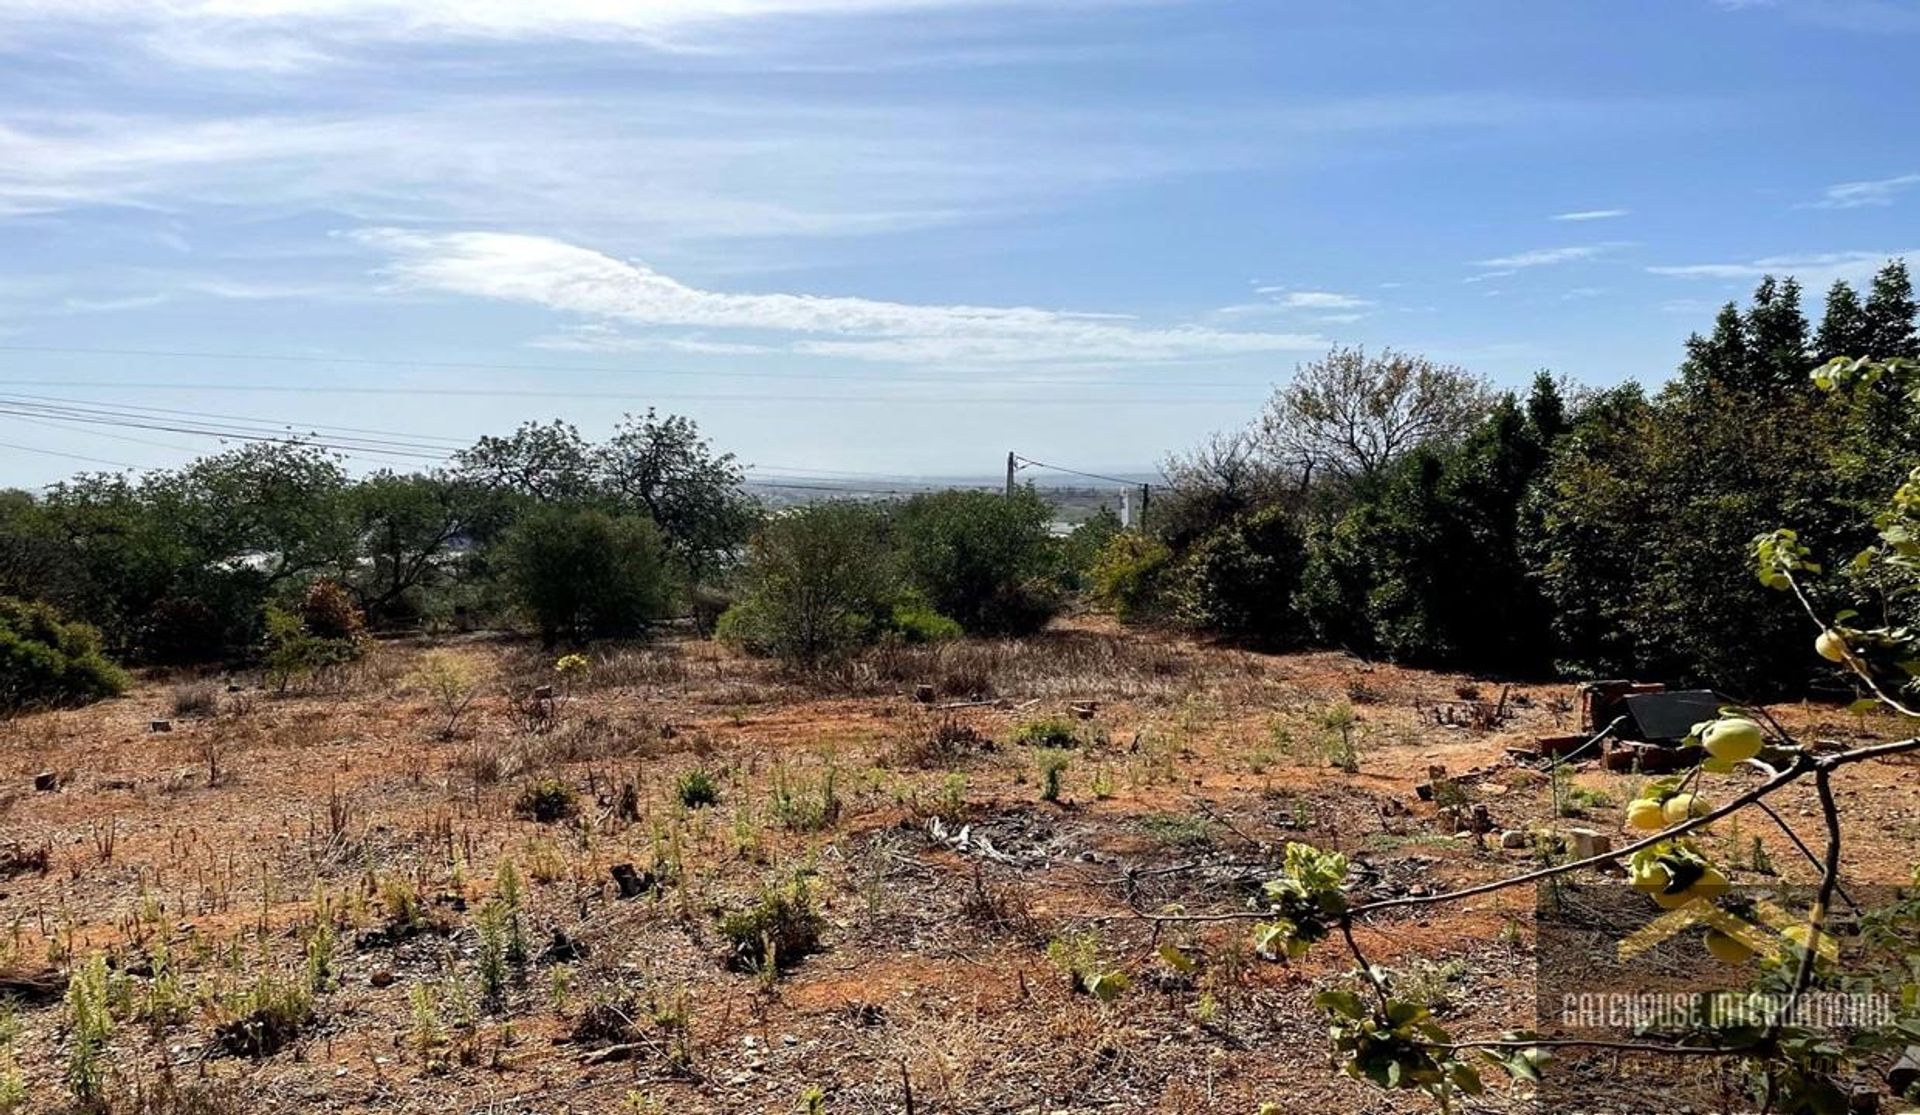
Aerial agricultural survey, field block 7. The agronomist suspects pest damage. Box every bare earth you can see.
[2,617,1916,1114]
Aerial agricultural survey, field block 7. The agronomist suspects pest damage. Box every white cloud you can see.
[1278,290,1372,310]
[358,228,1330,366]
[1475,244,1620,269]
[1807,173,1920,209]
[1647,250,1917,287]
[1550,208,1629,221]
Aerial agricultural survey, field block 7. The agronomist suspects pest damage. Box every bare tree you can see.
[1257,347,1491,486]
[1155,430,1286,548]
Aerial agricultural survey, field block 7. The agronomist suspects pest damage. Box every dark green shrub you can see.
[895,489,1062,635]
[298,579,366,642]
[0,596,129,711]
[1173,505,1307,646]
[513,778,579,822]
[137,595,229,666]
[676,768,720,809]
[719,502,898,667]
[501,506,674,647]
[718,874,825,972]
[1009,716,1080,749]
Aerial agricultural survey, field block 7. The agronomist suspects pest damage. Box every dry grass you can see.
[0,620,1909,1113]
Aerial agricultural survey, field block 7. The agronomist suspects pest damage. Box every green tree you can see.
[1679,302,1751,391]
[1862,258,1918,358]
[596,409,756,580]
[1815,279,1869,362]
[1175,504,1307,646]
[1743,275,1811,389]
[342,471,484,626]
[500,506,674,646]
[894,488,1061,635]
[718,501,899,667]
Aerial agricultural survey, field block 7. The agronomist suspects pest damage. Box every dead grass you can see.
[0,622,1910,1112]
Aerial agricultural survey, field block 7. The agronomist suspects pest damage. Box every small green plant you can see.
[406,650,485,738]
[676,768,721,809]
[718,873,825,974]
[769,765,840,832]
[1139,812,1214,848]
[213,965,314,1057]
[1011,717,1079,749]
[1317,702,1360,773]
[514,778,579,823]
[476,900,511,1013]
[1036,748,1071,803]
[1045,929,1129,1001]
[1089,765,1116,800]
[63,953,113,1104]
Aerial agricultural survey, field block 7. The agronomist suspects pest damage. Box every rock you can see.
[1500,829,1529,849]
[149,719,172,733]
[1887,1045,1920,1095]
[1469,803,1494,834]
[531,685,554,701]
[1414,782,1434,802]
[1568,828,1612,860]
[32,771,55,793]
[369,970,396,988]
[913,684,935,703]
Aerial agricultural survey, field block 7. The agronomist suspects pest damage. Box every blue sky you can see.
[0,0,1916,486]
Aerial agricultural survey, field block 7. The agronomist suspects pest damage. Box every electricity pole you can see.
[1005,451,1016,496]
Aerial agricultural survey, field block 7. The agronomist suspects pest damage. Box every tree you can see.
[894,488,1062,636]
[1742,275,1811,390]
[1257,346,1491,490]
[1679,302,1751,391]
[1174,505,1307,646]
[597,409,756,580]
[342,471,483,626]
[455,420,597,504]
[718,502,899,667]
[1862,259,1918,359]
[1154,430,1284,551]
[1815,279,1868,362]
[500,506,674,647]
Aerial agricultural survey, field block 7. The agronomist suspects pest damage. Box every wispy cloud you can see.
[1647,249,1918,286]
[359,228,1330,366]
[1550,208,1629,221]
[1475,244,1620,269]
[1806,173,1920,209]
[1276,290,1372,310]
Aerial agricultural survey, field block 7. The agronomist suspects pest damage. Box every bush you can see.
[894,489,1063,635]
[0,597,130,711]
[676,768,720,808]
[1172,505,1307,646]
[1087,530,1173,623]
[718,874,825,972]
[501,506,675,647]
[513,778,579,822]
[298,579,366,642]
[888,601,962,644]
[1010,716,1080,749]
[137,596,228,666]
[261,604,360,693]
[719,502,899,667]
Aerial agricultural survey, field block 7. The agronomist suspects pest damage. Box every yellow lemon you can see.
[1663,793,1708,825]
[1703,719,1764,764]
[1815,629,1849,664]
[1633,863,1694,909]
[1625,798,1667,832]
[1687,866,1730,903]
[1704,930,1754,965]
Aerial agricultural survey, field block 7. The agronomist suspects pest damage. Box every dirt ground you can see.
[1,617,1915,1114]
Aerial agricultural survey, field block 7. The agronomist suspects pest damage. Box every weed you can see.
[769,765,840,832]
[1010,716,1079,749]
[1316,702,1360,773]
[718,873,825,974]
[64,953,112,1104]
[1045,929,1129,1001]
[407,651,485,739]
[514,779,579,823]
[897,716,990,768]
[676,768,721,809]
[1036,748,1071,803]
[1139,812,1214,848]
[213,965,314,1057]
[170,681,219,719]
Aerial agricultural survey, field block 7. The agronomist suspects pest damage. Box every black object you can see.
[1621,690,1723,742]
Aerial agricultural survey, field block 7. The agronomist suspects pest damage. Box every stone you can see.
[32,771,55,792]
[610,863,654,899]
[369,970,395,988]
[1500,829,1529,849]
[1568,828,1612,860]
[149,719,172,733]
[913,684,935,703]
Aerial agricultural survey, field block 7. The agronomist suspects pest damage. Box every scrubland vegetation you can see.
[0,268,1918,1112]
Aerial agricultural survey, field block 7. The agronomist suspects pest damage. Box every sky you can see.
[0,0,1917,487]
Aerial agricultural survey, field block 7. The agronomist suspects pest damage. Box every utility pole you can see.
[1138,483,1150,528]
[1005,451,1016,496]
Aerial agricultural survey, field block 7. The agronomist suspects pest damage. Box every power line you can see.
[1012,455,1151,488]
[0,342,1269,392]
[0,436,139,470]
[0,378,1254,407]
